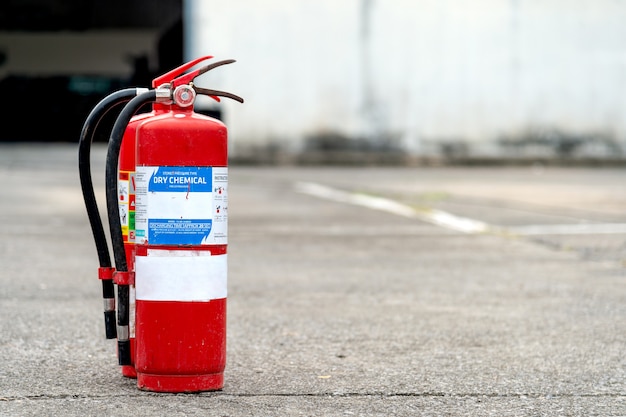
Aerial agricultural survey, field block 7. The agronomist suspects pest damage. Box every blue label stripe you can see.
[148,167,213,193]
[148,219,213,245]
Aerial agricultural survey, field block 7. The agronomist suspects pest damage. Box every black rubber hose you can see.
[105,90,156,365]
[102,287,117,340]
[79,88,138,267]
[78,88,139,340]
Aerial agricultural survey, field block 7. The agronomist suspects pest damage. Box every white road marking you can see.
[295,182,491,234]
[509,223,626,236]
[295,181,626,236]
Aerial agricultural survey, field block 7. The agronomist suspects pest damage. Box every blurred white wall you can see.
[185,0,626,157]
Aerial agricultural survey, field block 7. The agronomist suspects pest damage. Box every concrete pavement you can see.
[0,143,624,416]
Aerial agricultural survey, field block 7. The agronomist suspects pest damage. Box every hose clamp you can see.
[117,325,130,341]
[103,298,115,312]
[155,83,173,104]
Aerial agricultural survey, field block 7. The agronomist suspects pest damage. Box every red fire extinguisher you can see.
[79,56,243,392]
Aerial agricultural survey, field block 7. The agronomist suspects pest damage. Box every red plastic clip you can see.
[98,267,115,280]
[113,271,135,286]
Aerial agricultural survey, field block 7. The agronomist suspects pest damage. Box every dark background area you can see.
[0,0,180,31]
[0,0,183,142]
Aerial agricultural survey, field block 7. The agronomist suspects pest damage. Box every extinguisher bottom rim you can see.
[137,372,224,393]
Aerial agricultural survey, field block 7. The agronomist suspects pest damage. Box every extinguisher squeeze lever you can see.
[187,59,244,103]
[156,58,244,106]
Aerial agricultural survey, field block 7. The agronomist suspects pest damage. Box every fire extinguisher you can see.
[79,56,243,392]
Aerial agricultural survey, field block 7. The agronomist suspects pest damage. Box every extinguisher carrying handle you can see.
[78,87,147,340]
[106,90,158,366]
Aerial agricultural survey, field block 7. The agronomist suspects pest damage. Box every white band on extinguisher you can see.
[135,249,227,302]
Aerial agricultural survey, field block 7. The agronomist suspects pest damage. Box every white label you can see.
[135,250,227,302]
[135,166,227,245]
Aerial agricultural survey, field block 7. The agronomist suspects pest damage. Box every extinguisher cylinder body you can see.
[133,107,228,392]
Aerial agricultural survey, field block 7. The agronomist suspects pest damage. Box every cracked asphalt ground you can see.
[0,143,625,416]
